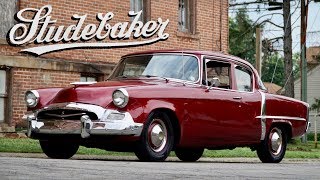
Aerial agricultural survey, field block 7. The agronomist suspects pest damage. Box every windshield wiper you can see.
[117,75,128,79]
[142,75,156,78]
[140,75,169,82]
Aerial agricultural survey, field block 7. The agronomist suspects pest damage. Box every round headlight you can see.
[112,88,129,108]
[25,90,39,108]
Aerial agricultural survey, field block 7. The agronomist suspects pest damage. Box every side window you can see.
[204,60,231,89]
[235,65,253,92]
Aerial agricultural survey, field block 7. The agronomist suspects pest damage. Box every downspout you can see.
[220,0,222,51]
[212,1,215,51]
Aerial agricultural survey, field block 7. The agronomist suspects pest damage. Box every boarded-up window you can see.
[0,0,17,39]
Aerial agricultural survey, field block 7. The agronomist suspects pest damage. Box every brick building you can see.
[0,0,229,131]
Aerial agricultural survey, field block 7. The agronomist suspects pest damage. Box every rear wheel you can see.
[39,140,79,159]
[135,111,174,162]
[175,148,204,162]
[257,127,287,163]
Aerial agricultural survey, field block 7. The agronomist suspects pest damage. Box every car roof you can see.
[122,49,251,67]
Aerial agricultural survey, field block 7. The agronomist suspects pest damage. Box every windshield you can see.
[110,54,199,82]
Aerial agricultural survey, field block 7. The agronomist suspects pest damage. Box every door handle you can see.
[233,96,242,100]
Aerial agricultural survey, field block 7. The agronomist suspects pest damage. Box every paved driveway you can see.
[0,155,319,179]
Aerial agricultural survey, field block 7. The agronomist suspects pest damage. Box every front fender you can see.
[129,99,180,124]
[27,88,63,111]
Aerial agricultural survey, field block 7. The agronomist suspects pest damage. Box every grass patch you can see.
[0,138,319,158]
[0,138,42,153]
[77,147,133,156]
[203,148,256,158]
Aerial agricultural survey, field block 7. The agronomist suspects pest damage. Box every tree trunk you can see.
[283,0,294,97]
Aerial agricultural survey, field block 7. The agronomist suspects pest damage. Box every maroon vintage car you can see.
[23,50,309,163]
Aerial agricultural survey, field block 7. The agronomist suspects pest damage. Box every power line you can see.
[308,6,320,31]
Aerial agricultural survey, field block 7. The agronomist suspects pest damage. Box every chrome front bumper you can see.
[23,103,143,138]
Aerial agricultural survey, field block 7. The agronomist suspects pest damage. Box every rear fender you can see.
[267,121,293,140]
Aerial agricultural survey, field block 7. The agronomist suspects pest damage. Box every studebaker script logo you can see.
[7,5,170,55]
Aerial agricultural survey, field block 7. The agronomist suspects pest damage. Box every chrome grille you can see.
[37,109,98,120]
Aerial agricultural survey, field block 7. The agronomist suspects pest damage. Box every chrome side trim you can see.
[259,91,266,140]
[256,115,306,121]
[306,122,311,132]
[306,105,310,132]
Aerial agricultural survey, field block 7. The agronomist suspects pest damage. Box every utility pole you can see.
[301,0,308,143]
[283,0,294,98]
[255,28,262,76]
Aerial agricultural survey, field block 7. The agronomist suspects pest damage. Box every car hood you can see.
[48,79,162,107]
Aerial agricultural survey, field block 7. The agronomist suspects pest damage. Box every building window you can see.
[130,0,151,22]
[0,0,17,39]
[80,75,97,82]
[178,0,196,34]
[0,70,7,122]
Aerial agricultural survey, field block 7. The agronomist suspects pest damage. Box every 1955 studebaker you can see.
[23,50,309,163]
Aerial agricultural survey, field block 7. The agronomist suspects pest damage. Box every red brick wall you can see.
[2,0,229,63]
[0,0,229,126]
[12,68,80,126]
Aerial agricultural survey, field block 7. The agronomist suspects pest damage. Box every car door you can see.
[184,58,244,146]
[184,59,261,147]
[230,64,261,144]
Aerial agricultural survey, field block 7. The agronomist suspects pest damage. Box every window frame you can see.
[203,58,232,90]
[233,63,255,93]
[110,53,201,84]
[80,73,102,82]
[0,0,18,44]
[130,0,151,23]
[0,67,11,124]
[178,0,196,34]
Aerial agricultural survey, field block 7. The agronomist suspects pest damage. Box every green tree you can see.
[229,8,258,65]
[261,52,300,87]
[311,98,320,116]
[229,9,299,88]
[261,52,284,86]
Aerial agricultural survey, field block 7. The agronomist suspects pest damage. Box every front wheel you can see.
[134,111,174,162]
[39,140,79,159]
[256,127,287,163]
[175,148,204,162]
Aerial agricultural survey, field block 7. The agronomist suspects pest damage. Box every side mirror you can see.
[206,77,220,91]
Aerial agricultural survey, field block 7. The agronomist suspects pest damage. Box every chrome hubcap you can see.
[148,119,167,152]
[269,128,283,156]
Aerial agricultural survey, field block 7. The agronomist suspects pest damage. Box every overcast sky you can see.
[229,0,320,53]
